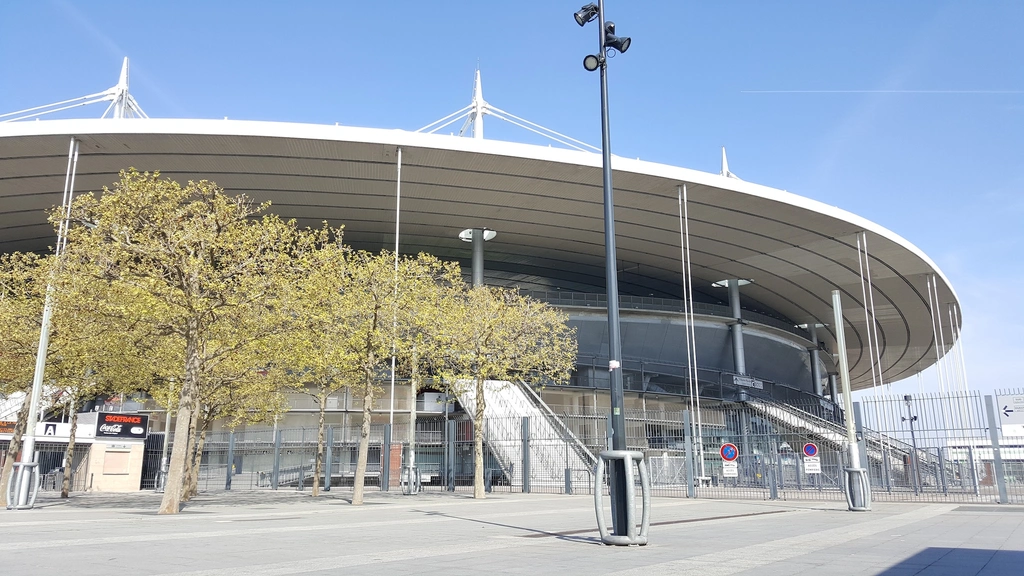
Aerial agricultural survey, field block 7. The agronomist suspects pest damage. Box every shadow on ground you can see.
[877,548,1024,575]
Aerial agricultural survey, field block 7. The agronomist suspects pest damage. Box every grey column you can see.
[728,279,746,375]
[828,374,838,404]
[324,426,333,492]
[809,323,823,396]
[225,432,235,490]
[521,417,530,494]
[382,424,392,492]
[472,228,484,288]
[984,395,1009,504]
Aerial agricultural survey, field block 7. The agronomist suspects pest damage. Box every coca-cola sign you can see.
[95,412,149,439]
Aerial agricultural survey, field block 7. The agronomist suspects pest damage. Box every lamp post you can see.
[902,394,922,495]
[575,1,632,539]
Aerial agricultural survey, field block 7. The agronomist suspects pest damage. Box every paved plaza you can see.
[2,490,1023,575]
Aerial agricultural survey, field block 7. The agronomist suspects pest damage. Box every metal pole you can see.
[382,424,392,492]
[809,323,823,396]
[594,0,629,538]
[388,147,402,429]
[157,392,172,492]
[225,432,235,490]
[832,290,870,510]
[904,399,921,495]
[683,410,695,498]
[324,426,333,492]
[983,395,1009,504]
[16,137,79,508]
[472,228,484,288]
[728,280,746,375]
[521,416,530,493]
[271,429,281,490]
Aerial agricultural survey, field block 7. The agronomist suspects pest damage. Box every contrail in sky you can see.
[742,90,1022,94]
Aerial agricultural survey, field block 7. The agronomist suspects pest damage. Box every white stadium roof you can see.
[0,117,960,390]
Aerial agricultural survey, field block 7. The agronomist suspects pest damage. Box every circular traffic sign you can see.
[803,442,819,458]
[720,443,739,462]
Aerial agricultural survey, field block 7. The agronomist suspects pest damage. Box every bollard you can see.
[6,462,40,511]
[402,465,420,495]
[594,450,650,546]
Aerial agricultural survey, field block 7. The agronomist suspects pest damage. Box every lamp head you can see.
[604,22,631,54]
[574,3,599,26]
[583,54,602,72]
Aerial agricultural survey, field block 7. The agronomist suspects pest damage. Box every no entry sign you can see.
[720,443,739,461]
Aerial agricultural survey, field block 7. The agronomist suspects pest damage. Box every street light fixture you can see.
[902,394,922,495]
[575,0,635,542]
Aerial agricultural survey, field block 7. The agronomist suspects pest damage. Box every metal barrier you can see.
[5,462,39,510]
[594,450,650,546]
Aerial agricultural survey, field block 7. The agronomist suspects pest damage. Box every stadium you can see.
[0,63,970,498]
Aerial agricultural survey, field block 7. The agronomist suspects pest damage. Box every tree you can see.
[329,250,401,505]
[435,287,577,498]
[391,255,464,487]
[0,252,49,507]
[61,169,308,514]
[271,227,352,497]
[49,260,156,498]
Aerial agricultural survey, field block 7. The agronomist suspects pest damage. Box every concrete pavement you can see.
[1,490,1022,575]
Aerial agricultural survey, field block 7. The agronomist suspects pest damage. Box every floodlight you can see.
[604,22,631,54]
[583,54,601,72]
[574,3,599,26]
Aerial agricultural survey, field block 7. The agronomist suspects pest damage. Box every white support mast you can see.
[1,57,147,122]
[417,69,599,152]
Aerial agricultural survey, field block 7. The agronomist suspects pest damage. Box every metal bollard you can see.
[844,467,871,511]
[594,450,650,546]
[402,465,421,495]
[6,462,40,510]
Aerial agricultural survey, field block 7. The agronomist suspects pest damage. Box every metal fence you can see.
[152,390,1023,505]
[0,440,91,493]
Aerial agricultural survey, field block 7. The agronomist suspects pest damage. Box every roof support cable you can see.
[926,276,945,395]
[388,147,403,428]
[416,104,473,134]
[860,230,901,463]
[947,303,971,436]
[857,233,890,472]
[678,184,705,477]
[932,278,953,397]
[861,233,898,456]
[952,304,971,394]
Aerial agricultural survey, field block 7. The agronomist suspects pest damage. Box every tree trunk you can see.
[180,410,198,498]
[183,424,207,501]
[60,396,79,498]
[352,366,375,505]
[313,393,326,497]
[158,325,201,515]
[0,397,32,508]
[473,375,486,499]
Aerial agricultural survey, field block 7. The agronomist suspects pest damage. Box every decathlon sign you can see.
[95,412,149,439]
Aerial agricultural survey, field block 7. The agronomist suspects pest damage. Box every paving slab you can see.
[1,491,1022,575]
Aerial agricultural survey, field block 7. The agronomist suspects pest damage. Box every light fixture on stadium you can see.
[574,3,599,26]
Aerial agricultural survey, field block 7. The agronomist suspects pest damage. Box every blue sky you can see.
[2,1,1022,397]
